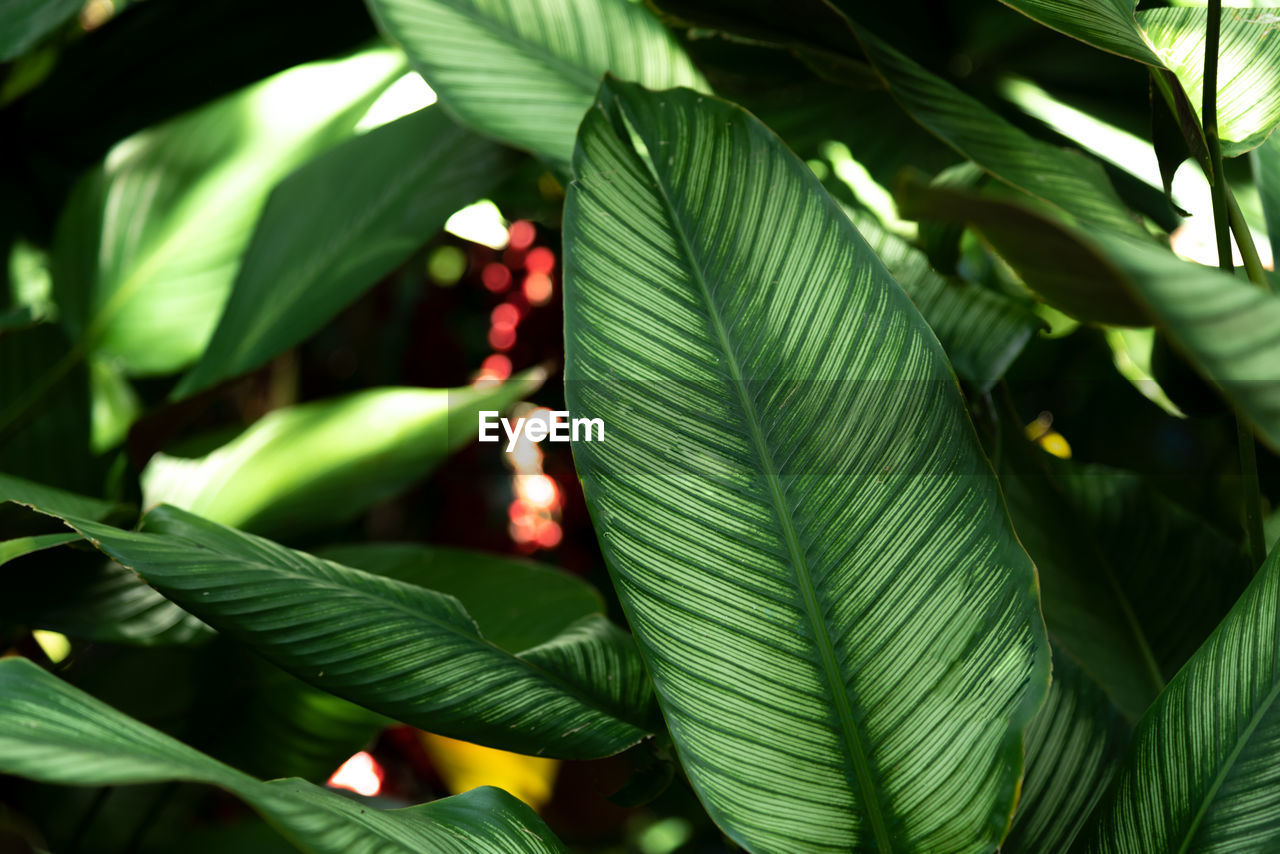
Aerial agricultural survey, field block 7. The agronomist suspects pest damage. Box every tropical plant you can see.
[1,0,1278,852]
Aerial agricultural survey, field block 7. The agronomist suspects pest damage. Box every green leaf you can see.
[175,107,518,399]
[0,0,79,61]
[563,78,1048,853]
[365,0,708,164]
[999,1,1280,156]
[316,543,605,653]
[65,505,651,759]
[1081,540,1280,853]
[0,531,79,565]
[849,209,1041,393]
[0,472,116,522]
[994,424,1250,721]
[898,178,1280,449]
[1003,648,1130,854]
[1256,133,1280,269]
[0,657,567,854]
[840,17,1147,241]
[51,48,406,377]
[144,371,545,537]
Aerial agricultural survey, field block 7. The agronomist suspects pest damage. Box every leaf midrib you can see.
[1173,670,1280,854]
[613,104,894,851]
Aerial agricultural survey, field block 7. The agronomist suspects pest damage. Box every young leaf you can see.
[364,0,708,164]
[51,48,406,377]
[1081,537,1280,853]
[144,371,545,537]
[0,657,567,854]
[175,107,518,399]
[63,505,652,759]
[1256,133,1280,275]
[564,79,1049,853]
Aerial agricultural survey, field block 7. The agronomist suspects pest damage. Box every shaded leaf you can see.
[0,0,79,62]
[175,106,518,399]
[564,78,1048,853]
[0,657,567,853]
[365,0,707,164]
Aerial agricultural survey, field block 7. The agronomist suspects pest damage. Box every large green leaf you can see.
[1257,133,1280,269]
[1003,648,1131,854]
[175,106,517,399]
[1081,538,1280,853]
[317,543,606,653]
[994,424,1250,721]
[144,371,544,537]
[563,79,1048,853]
[0,657,566,854]
[364,0,707,164]
[899,179,1280,449]
[1000,0,1280,156]
[51,48,405,377]
[0,0,80,61]
[62,505,652,759]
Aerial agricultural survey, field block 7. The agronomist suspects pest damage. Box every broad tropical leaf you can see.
[0,471,116,521]
[1003,649,1131,854]
[994,423,1250,721]
[144,371,545,537]
[0,657,567,854]
[364,0,708,164]
[62,505,652,759]
[563,79,1048,853]
[1257,133,1280,275]
[1081,538,1280,853]
[175,106,517,399]
[1000,0,1280,156]
[51,48,405,377]
[316,543,606,653]
[0,0,80,61]
[899,178,1280,449]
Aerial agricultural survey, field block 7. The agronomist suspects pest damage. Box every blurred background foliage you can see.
[1,0,1276,852]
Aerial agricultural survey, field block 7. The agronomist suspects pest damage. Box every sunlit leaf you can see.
[175,106,518,399]
[144,370,545,537]
[61,506,652,759]
[1081,542,1280,853]
[365,0,708,164]
[51,48,406,377]
[0,657,567,853]
[564,78,1048,853]
[1000,1,1280,156]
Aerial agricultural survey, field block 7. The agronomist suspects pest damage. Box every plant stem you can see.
[1226,189,1271,291]
[1202,0,1269,571]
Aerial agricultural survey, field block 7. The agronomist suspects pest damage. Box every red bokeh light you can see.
[481,263,512,293]
[488,324,516,350]
[491,303,520,328]
[480,353,512,381]
[525,246,555,275]
[508,220,536,251]
[524,273,553,306]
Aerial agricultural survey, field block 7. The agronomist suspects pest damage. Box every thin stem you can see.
[1227,187,1273,292]
[1202,0,1269,570]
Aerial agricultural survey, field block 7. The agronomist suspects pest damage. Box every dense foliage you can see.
[2,0,1280,852]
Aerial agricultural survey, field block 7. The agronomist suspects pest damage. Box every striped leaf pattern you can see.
[0,658,567,854]
[999,1,1280,156]
[65,506,652,759]
[563,79,1049,853]
[1082,540,1280,853]
[851,211,1040,393]
[1004,649,1130,854]
[365,0,707,164]
[1256,133,1280,271]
